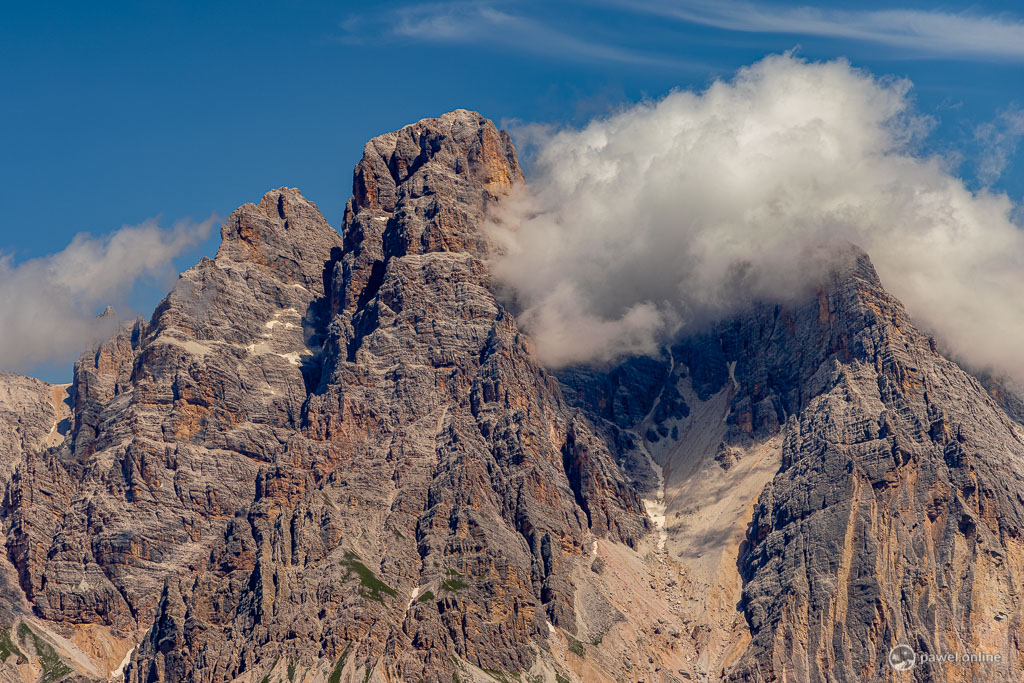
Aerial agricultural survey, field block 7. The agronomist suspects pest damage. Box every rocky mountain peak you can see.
[351,109,522,215]
[215,186,341,294]
[337,111,522,315]
[0,111,651,683]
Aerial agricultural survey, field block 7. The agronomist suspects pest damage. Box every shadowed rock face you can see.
[0,374,71,625]
[2,110,1023,683]
[719,254,1024,683]
[561,250,1024,682]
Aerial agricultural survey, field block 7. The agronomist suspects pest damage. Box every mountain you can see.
[2,110,1023,683]
[561,250,1024,681]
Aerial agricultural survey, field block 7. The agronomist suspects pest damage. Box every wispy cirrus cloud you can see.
[620,1,1024,60]
[976,107,1024,185]
[340,1,696,69]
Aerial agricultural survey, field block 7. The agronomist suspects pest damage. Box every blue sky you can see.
[2,0,1023,381]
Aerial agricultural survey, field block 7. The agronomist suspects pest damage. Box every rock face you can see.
[0,373,70,497]
[2,111,647,683]
[561,250,1024,682]
[0,373,70,625]
[719,253,1024,683]
[2,109,1024,683]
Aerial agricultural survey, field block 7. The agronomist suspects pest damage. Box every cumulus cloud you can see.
[0,217,216,374]
[488,54,1024,382]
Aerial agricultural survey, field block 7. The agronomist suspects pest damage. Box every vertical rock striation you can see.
[721,252,1024,682]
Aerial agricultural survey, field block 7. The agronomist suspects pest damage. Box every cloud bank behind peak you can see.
[0,217,216,376]
[488,54,1024,381]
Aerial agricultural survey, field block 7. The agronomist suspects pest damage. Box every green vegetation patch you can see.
[260,655,280,683]
[417,590,435,603]
[439,565,470,592]
[441,577,469,592]
[287,658,296,682]
[566,635,585,658]
[328,657,344,683]
[16,624,71,683]
[0,627,25,663]
[555,673,571,683]
[482,669,521,683]
[328,644,352,683]
[341,551,397,604]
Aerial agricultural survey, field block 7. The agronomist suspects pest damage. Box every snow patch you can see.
[628,347,674,551]
[407,586,423,612]
[277,351,307,366]
[723,361,740,422]
[155,335,213,356]
[112,647,135,681]
[642,492,668,552]
[263,308,301,330]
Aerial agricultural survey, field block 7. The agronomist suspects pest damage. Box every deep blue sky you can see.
[2,0,1023,381]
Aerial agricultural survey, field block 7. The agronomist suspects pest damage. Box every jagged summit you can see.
[560,240,1024,681]
[215,187,342,293]
[339,110,523,316]
[351,110,521,215]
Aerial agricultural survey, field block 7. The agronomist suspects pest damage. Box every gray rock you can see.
[724,252,1024,682]
[0,372,70,625]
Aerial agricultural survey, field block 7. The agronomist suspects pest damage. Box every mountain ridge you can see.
[1,110,1022,682]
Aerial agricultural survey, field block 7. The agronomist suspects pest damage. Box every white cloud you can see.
[623,1,1024,60]
[0,217,216,374]
[488,54,1024,384]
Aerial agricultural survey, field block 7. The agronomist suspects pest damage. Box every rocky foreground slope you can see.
[2,110,1024,682]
